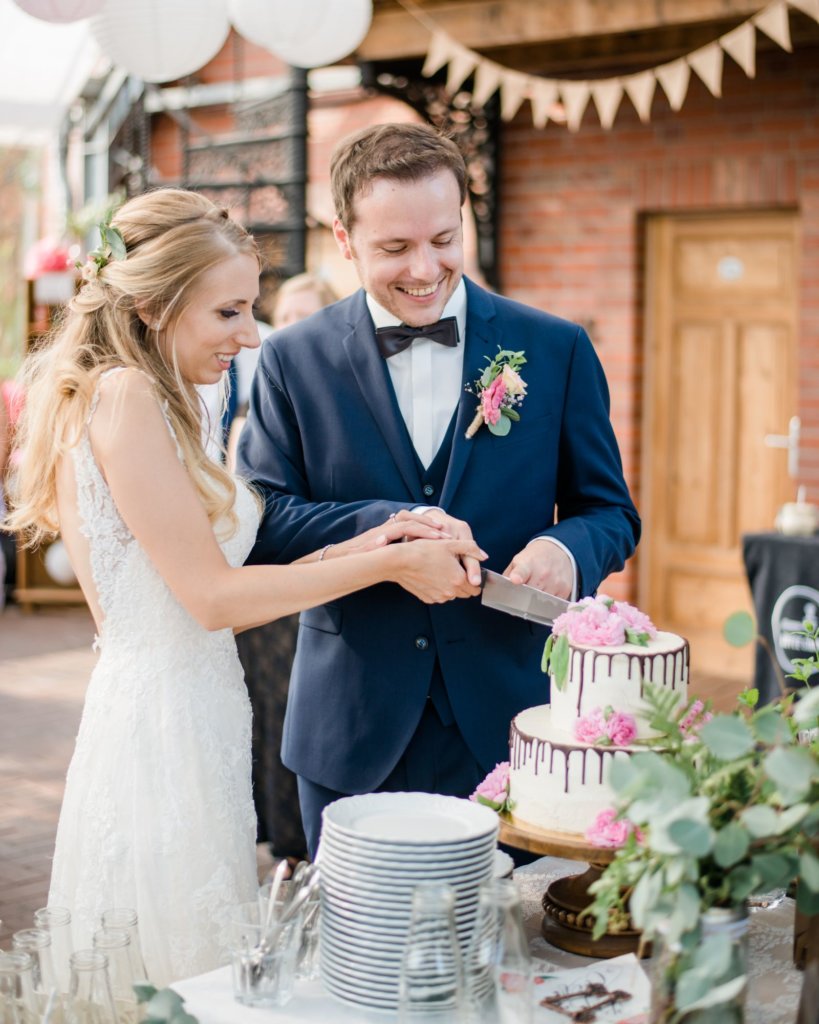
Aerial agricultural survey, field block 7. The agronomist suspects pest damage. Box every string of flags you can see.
[404,0,819,131]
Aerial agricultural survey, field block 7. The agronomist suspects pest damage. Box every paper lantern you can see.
[91,0,231,84]
[12,0,105,22]
[228,0,372,69]
[44,540,78,587]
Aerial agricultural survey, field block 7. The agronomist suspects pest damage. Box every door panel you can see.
[642,213,797,679]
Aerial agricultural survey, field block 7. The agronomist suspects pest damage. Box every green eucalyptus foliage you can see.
[134,984,198,1024]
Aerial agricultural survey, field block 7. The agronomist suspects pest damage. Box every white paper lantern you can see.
[12,0,106,22]
[91,0,231,84]
[228,0,372,69]
[44,540,78,587]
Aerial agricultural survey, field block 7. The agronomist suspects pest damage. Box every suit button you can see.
[415,636,429,651]
[422,483,435,497]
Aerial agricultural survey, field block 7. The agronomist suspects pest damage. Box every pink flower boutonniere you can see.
[465,348,527,439]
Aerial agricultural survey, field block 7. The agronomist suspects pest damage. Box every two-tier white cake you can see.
[508,598,689,836]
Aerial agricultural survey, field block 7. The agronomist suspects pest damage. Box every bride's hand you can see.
[329,510,451,557]
[389,538,487,603]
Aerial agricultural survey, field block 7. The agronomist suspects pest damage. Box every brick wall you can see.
[500,44,819,598]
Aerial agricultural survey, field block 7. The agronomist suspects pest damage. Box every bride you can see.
[5,188,484,986]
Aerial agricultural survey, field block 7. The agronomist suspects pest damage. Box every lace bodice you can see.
[49,370,261,986]
[71,370,259,657]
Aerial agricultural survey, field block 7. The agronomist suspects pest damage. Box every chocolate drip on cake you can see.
[511,719,621,794]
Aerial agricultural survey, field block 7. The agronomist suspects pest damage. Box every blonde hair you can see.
[7,187,260,547]
[273,272,338,318]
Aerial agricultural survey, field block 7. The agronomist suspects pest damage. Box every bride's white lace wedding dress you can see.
[49,372,260,986]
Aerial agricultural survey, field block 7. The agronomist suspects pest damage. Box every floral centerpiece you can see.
[585,626,819,1023]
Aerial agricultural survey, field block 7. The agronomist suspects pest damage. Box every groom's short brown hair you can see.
[330,122,467,230]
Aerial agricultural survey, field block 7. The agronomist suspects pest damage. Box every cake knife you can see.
[480,568,571,625]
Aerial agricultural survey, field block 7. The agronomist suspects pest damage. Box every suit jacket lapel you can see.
[441,279,501,506]
[341,291,422,499]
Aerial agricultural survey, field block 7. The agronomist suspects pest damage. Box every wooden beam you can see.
[361,0,773,61]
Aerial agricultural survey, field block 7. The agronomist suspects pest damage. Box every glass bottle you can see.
[34,908,73,995]
[0,950,40,1024]
[64,951,118,1024]
[465,877,532,1024]
[398,883,465,1023]
[650,904,749,1024]
[99,911,147,985]
[11,929,59,1010]
[92,931,137,1024]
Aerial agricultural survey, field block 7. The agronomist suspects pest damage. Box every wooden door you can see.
[641,212,798,679]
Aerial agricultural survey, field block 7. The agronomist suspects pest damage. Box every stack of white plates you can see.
[318,792,499,1012]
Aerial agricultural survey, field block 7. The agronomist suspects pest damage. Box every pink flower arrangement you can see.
[586,808,643,848]
[24,237,73,279]
[551,595,657,649]
[574,706,637,747]
[470,761,514,813]
[679,699,713,738]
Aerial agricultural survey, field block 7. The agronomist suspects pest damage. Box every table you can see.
[742,531,819,704]
[172,858,803,1024]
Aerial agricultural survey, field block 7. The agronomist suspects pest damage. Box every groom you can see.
[237,122,640,856]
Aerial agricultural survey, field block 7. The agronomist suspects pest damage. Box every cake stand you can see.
[499,812,646,959]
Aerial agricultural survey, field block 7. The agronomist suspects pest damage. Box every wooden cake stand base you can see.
[499,813,645,959]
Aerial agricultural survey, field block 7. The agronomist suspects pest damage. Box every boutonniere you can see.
[465,348,527,438]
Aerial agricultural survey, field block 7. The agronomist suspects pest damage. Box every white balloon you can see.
[12,0,105,22]
[91,0,231,84]
[44,540,78,587]
[228,0,372,69]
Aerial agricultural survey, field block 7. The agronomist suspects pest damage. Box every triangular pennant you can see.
[421,30,453,78]
[754,0,793,51]
[446,44,479,93]
[499,70,530,121]
[655,58,691,110]
[471,59,502,107]
[623,69,657,122]
[591,79,624,130]
[788,0,819,23]
[559,80,591,132]
[720,22,756,77]
[530,79,559,128]
[688,42,724,97]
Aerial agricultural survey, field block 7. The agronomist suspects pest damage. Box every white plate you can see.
[321,901,479,940]
[321,972,399,1011]
[320,839,494,870]
[320,861,493,894]
[323,793,498,845]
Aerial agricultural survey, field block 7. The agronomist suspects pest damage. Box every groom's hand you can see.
[418,509,484,588]
[504,540,573,599]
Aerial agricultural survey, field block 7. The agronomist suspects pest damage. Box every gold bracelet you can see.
[318,543,335,562]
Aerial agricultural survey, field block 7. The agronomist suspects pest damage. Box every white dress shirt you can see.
[367,280,467,469]
[365,279,578,597]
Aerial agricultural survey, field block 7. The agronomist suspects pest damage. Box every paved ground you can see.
[0,603,740,950]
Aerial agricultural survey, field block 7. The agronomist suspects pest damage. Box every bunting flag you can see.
[414,0,817,132]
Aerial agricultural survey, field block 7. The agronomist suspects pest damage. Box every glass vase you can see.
[650,904,749,1024]
[398,883,465,1022]
[464,878,532,1024]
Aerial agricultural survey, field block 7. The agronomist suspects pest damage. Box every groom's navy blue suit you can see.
[237,278,639,841]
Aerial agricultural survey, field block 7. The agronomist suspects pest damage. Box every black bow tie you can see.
[374,316,459,359]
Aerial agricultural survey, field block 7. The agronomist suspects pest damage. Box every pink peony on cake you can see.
[508,596,689,836]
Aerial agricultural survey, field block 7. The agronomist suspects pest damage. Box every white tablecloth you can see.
[173,858,803,1024]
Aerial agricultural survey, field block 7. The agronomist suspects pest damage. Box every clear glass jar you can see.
[465,877,532,1024]
[64,950,118,1024]
[99,910,147,985]
[650,904,749,1024]
[398,883,465,1022]
[0,950,41,1024]
[34,908,73,995]
[11,928,59,1008]
[92,930,138,1023]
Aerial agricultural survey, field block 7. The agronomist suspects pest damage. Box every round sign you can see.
[770,584,819,678]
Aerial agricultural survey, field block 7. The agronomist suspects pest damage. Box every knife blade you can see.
[480,569,570,626]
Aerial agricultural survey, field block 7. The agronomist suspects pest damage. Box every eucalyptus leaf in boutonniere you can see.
[465,348,527,439]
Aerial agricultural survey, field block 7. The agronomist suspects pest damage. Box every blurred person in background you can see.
[232,272,339,877]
